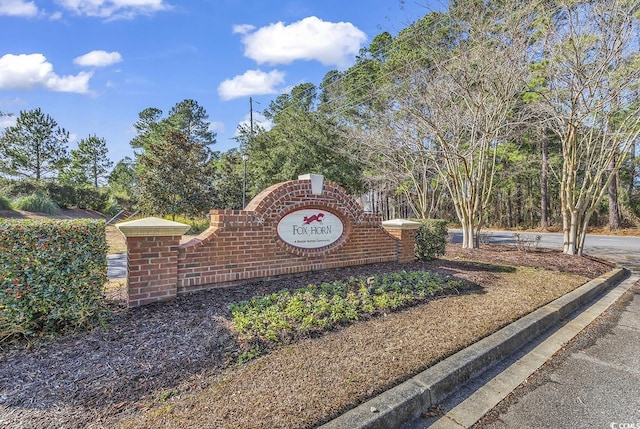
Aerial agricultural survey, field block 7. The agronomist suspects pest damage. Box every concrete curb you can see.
[319,267,630,429]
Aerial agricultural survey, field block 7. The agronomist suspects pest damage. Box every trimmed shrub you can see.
[12,192,60,215]
[0,194,11,210]
[414,219,448,261]
[2,180,46,198]
[0,219,108,342]
[47,184,109,212]
[74,186,109,211]
[46,183,77,209]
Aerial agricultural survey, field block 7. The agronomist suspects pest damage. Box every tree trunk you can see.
[628,140,636,199]
[516,183,523,226]
[565,210,579,255]
[461,215,475,249]
[507,189,513,228]
[608,156,621,230]
[540,133,549,229]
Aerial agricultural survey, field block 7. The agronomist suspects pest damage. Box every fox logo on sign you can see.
[277,209,344,250]
[303,213,325,225]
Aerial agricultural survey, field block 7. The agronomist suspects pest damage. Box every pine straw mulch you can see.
[0,244,612,429]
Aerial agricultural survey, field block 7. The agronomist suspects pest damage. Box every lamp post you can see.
[242,153,248,208]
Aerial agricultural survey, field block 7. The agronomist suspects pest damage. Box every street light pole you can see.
[242,153,248,208]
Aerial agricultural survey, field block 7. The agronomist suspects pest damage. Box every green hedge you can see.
[2,180,109,212]
[44,184,110,211]
[414,219,448,261]
[0,219,108,342]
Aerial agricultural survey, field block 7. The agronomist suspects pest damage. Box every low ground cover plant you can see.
[230,270,463,347]
[0,219,108,342]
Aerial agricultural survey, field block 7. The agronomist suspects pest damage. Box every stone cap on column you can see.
[116,217,191,237]
[381,219,422,230]
[298,173,325,195]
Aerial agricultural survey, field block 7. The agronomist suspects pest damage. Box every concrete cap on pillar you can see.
[381,219,422,230]
[298,173,324,195]
[116,217,191,237]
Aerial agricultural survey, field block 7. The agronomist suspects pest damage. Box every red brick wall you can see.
[176,179,407,294]
[384,228,419,263]
[122,177,418,306]
[125,235,181,306]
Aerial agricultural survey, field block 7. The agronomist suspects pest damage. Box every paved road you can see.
[428,230,640,429]
[107,253,126,279]
[449,229,640,271]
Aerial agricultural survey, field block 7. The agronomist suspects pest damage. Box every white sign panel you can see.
[277,209,344,249]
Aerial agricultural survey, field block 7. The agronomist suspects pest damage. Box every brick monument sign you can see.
[117,174,420,307]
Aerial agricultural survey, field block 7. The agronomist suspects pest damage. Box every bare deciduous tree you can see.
[533,0,640,254]
[363,1,533,248]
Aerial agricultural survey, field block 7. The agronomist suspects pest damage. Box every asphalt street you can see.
[107,252,126,279]
[418,230,640,429]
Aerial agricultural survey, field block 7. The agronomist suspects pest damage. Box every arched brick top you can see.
[119,174,420,307]
[245,178,367,223]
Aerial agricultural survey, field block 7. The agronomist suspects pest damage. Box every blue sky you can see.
[0,0,442,164]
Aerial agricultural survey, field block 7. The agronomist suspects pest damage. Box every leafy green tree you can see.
[0,108,69,180]
[71,135,113,188]
[211,149,245,209]
[138,130,216,218]
[131,100,215,152]
[237,83,365,196]
[131,99,217,217]
[108,156,139,206]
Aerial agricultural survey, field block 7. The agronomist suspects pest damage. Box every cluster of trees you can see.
[2,0,638,257]
[320,0,640,255]
[0,108,114,212]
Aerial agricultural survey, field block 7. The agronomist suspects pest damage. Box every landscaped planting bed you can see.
[0,244,611,429]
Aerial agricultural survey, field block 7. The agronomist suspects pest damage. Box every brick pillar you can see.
[382,219,421,263]
[116,217,190,307]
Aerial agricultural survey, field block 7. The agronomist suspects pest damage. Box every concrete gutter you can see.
[319,267,630,429]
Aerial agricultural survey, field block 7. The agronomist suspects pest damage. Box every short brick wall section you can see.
[117,175,420,307]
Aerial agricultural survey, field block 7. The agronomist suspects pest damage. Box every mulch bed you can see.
[0,245,612,428]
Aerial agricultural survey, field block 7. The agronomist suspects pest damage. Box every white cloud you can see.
[218,69,286,101]
[0,53,93,93]
[0,114,17,129]
[0,0,38,17]
[209,121,225,133]
[55,0,170,19]
[232,24,254,34]
[235,111,272,136]
[238,16,367,69]
[74,50,123,67]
